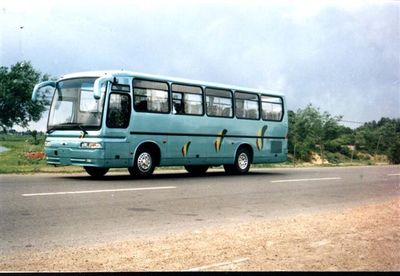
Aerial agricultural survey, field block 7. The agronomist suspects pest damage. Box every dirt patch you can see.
[1,198,399,271]
[24,151,45,160]
[311,152,329,165]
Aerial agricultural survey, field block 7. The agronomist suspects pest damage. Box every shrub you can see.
[325,152,343,164]
[339,146,352,157]
[325,141,341,153]
[388,138,400,164]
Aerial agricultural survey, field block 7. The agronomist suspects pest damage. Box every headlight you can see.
[80,142,102,149]
[45,141,51,147]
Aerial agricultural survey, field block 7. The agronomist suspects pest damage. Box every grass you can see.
[0,134,132,174]
[0,134,74,174]
[0,134,45,173]
[0,134,389,175]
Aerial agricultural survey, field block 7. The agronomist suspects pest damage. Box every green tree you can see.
[289,103,399,164]
[0,61,50,132]
[31,130,38,145]
[289,104,342,163]
[388,136,400,164]
[289,105,319,162]
[354,118,400,156]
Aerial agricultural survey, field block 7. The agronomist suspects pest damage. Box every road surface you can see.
[1,165,399,254]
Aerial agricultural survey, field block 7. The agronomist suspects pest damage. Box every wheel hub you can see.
[137,152,152,172]
[238,152,248,170]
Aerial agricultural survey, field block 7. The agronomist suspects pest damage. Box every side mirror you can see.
[93,75,113,100]
[93,73,133,99]
[32,81,56,102]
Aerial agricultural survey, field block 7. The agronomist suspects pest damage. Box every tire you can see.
[184,165,209,175]
[84,166,109,178]
[224,148,251,175]
[223,164,235,174]
[128,147,156,178]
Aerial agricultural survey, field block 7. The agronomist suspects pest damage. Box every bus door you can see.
[104,83,132,167]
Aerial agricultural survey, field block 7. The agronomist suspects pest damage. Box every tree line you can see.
[1,61,399,164]
[288,105,400,164]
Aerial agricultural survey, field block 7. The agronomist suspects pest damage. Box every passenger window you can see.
[235,92,260,120]
[172,92,184,114]
[106,93,131,128]
[133,79,169,113]
[261,95,283,121]
[172,84,203,115]
[205,88,233,117]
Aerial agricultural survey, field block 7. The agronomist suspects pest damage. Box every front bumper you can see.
[45,147,106,167]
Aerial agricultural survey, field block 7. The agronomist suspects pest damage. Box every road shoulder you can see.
[1,197,399,271]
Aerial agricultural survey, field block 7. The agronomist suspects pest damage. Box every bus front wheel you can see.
[129,147,156,178]
[84,166,109,178]
[224,148,251,175]
[184,165,209,175]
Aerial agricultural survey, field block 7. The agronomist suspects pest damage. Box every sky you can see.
[1,0,399,131]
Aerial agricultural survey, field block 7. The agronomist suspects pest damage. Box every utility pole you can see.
[293,143,296,167]
[350,144,355,163]
[320,143,324,165]
[18,26,24,61]
[374,135,382,161]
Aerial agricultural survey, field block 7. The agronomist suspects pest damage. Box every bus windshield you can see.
[48,78,105,132]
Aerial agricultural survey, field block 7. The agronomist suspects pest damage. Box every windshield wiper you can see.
[46,127,56,134]
[77,124,88,135]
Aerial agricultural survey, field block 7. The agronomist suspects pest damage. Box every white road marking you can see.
[387,173,400,176]
[22,186,176,197]
[183,257,250,271]
[271,177,341,183]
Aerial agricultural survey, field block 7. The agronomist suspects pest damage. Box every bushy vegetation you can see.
[289,104,400,164]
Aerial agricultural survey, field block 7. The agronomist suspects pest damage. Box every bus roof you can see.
[60,70,285,96]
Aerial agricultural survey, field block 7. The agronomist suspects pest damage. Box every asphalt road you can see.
[1,165,399,254]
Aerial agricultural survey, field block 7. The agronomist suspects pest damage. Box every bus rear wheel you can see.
[84,166,109,178]
[129,147,156,178]
[224,148,251,175]
[184,165,209,175]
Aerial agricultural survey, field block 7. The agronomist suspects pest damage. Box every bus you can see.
[32,71,288,178]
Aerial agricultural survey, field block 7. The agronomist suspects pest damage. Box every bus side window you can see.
[172,92,184,114]
[222,107,232,117]
[133,79,169,113]
[205,88,233,118]
[235,91,259,120]
[171,83,203,116]
[261,96,283,121]
[135,100,147,112]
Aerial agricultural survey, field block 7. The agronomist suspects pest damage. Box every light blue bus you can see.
[32,71,288,177]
